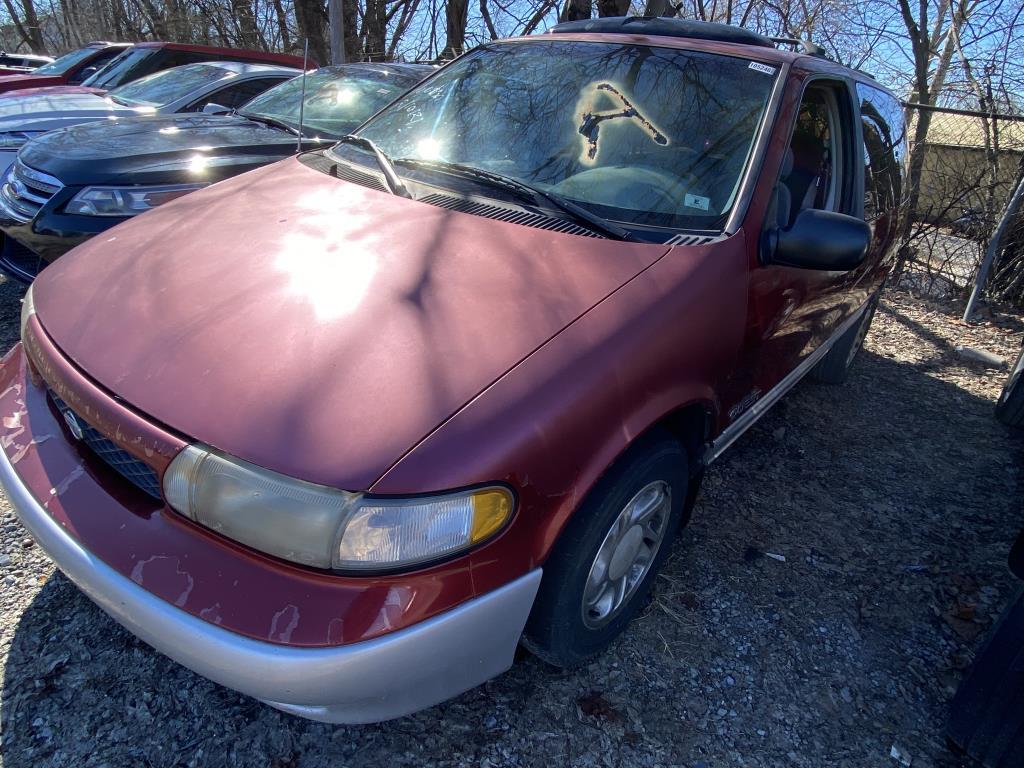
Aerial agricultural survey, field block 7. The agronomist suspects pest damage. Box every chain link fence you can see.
[900,103,1024,307]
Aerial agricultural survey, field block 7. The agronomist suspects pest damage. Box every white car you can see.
[0,61,300,173]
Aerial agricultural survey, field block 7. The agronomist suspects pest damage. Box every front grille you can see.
[0,160,62,223]
[0,235,45,280]
[49,392,162,500]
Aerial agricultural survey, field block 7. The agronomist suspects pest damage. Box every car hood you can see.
[33,157,671,490]
[0,74,63,91]
[0,91,133,133]
[0,85,104,99]
[19,114,327,185]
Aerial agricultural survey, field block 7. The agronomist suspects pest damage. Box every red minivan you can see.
[0,17,906,722]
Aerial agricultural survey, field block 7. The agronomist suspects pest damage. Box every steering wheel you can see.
[550,166,700,215]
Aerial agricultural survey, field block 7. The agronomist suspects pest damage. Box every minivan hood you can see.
[0,90,131,133]
[33,158,670,490]
[20,114,325,186]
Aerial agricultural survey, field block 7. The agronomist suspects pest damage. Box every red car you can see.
[0,17,905,722]
[0,42,130,93]
[0,41,310,95]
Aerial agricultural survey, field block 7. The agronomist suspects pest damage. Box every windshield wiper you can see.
[106,94,132,107]
[395,158,634,242]
[237,112,300,137]
[336,135,410,198]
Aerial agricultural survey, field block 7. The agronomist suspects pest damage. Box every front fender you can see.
[372,233,748,566]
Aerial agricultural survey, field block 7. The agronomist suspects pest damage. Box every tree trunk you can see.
[892,0,964,278]
[643,0,675,16]
[294,0,330,66]
[439,0,469,59]
[364,0,388,61]
[271,0,293,51]
[480,0,498,39]
[597,0,629,16]
[559,0,591,23]
[232,0,261,48]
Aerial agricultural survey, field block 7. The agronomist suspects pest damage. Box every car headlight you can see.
[0,131,44,149]
[19,282,34,340]
[65,183,208,217]
[163,444,514,571]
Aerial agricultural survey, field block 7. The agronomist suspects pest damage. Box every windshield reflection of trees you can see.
[360,41,774,229]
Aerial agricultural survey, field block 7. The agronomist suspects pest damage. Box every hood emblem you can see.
[62,409,84,441]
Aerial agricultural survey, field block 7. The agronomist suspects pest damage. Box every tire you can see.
[810,292,880,385]
[995,346,1024,428]
[522,432,687,668]
[946,587,1024,766]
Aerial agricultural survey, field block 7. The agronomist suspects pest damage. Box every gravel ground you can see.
[0,275,1021,768]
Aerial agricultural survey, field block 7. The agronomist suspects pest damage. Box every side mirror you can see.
[201,102,232,115]
[763,209,871,271]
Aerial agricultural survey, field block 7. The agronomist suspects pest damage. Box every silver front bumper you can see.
[1,444,541,723]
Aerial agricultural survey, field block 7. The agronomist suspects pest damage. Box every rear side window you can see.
[857,83,906,221]
[82,48,159,89]
[190,77,288,111]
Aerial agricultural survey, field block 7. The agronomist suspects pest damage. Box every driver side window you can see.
[773,83,854,229]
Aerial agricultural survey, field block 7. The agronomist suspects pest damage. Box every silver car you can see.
[0,61,300,173]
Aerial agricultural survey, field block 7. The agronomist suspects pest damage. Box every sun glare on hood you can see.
[274,230,377,320]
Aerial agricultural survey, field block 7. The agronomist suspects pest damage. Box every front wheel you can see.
[522,433,687,668]
[995,346,1024,427]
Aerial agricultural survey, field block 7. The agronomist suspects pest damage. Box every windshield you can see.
[32,47,98,77]
[349,41,777,231]
[83,48,155,90]
[238,68,419,139]
[109,64,229,108]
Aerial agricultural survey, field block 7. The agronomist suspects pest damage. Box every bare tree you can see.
[4,0,46,52]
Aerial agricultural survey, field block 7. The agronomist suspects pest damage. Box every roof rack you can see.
[548,16,776,48]
[769,36,828,58]
[547,17,833,60]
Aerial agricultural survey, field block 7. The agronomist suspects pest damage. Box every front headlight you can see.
[65,183,208,217]
[19,282,34,340]
[0,131,44,149]
[163,444,514,571]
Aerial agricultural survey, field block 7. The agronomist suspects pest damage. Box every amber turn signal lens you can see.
[470,489,513,543]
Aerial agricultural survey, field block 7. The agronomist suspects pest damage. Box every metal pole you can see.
[963,172,1024,321]
[329,0,345,65]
